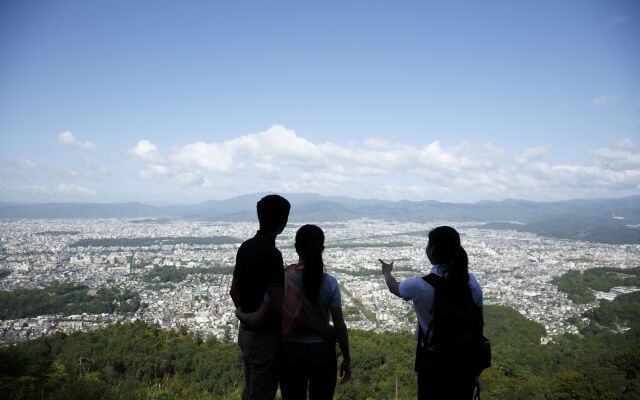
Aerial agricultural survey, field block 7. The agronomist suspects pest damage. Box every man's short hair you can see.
[257,194,291,231]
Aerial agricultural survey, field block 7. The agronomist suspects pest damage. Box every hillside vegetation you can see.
[0,284,140,320]
[552,266,640,304]
[1,301,639,399]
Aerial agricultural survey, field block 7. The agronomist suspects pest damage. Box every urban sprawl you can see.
[1,219,638,346]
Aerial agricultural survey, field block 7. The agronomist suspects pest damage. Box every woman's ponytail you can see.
[296,225,325,303]
[448,244,469,286]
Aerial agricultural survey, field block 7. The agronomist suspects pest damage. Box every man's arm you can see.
[298,314,336,342]
[379,259,401,298]
[230,276,240,308]
[265,285,283,315]
[236,300,270,328]
[264,285,336,340]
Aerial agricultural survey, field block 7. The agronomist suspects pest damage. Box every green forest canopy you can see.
[553,266,640,304]
[0,283,140,320]
[480,217,640,245]
[1,299,639,400]
[1,265,639,399]
[143,265,233,283]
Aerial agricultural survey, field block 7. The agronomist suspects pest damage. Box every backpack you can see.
[416,273,491,378]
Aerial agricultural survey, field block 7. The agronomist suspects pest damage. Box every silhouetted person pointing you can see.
[381,226,487,400]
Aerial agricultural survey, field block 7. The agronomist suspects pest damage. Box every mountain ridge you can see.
[1,193,638,224]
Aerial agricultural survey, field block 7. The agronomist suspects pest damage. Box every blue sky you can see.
[1,0,639,203]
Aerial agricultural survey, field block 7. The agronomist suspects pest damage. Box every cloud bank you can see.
[126,125,640,201]
[56,184,97,195]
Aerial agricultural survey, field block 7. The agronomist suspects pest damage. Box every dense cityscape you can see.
[1,218,638,346]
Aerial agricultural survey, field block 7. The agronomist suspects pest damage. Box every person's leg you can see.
[417,356,430,400]
[449,375,476,399]
[417,352,448,400]
[248,350,280,400]
[280,342,309,400]
[307,342,337,400]
[238,327,251,400]
[418,363,473,400]
[240,328,282,400]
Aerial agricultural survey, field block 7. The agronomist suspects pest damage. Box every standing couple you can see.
[230,194,351,400]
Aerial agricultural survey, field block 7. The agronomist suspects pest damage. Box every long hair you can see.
[428,226,469,287]
[295,224,325,303]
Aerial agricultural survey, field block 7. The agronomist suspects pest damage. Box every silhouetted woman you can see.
[380,226,483,399]
[238,224,351,400]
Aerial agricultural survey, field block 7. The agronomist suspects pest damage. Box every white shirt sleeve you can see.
[398,277,424,302]
[326,274,342,308]
[468,273,483,306]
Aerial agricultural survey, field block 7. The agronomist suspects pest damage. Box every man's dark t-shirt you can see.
[233,230,284,332]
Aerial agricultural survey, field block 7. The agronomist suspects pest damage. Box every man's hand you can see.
[298,313,337,343]
[339,360,351,384]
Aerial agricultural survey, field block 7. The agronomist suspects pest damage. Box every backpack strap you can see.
[421,273,444,346]
[414,273,444,372]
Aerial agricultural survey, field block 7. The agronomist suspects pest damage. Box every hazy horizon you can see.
[2,190,640,206]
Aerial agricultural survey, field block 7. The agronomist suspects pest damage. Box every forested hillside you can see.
[0,283,140,320]
[552,266,640,304]
[1,302,638,399]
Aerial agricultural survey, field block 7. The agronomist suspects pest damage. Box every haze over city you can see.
[1,1,639,204]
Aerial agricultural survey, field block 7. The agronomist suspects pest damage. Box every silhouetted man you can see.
[230,194,290,400]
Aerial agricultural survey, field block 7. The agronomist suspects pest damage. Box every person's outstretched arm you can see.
[330,307,351,384]
[379,259,401,298]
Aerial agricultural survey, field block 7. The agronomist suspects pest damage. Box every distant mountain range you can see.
[1,193,639,223]
[2,193,639,244]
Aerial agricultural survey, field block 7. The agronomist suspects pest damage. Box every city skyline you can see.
[1,1,639,203]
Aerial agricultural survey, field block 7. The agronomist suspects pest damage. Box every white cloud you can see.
[592,94,615,106]
[170,141,237,172]
[56,184,97,195]
[20,185,49,194]
[138,164,171,180]
[54,163,112,181]
[591,141,640,169]
[18,159,38,171]
[129,140,161,162]
[174,171,205,186]
[515,147,548,164]
[126,125,640,201]
[605,15,629,25]
[57,131,97,150]
[137,162,209,188]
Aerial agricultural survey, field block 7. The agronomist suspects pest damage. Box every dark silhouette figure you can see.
[381,226,485,399]
[238,224,351,400]
[230,194,290,400]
